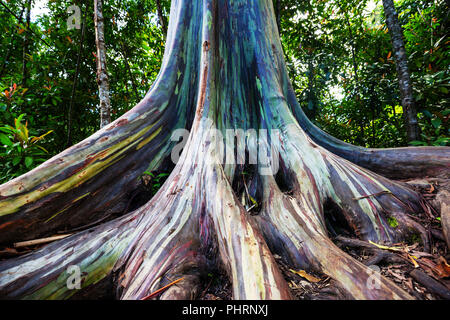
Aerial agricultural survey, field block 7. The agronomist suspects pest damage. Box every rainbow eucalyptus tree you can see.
[0,0,449,300]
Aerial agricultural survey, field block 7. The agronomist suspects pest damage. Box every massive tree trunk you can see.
[382,0,420,142]
[94,0,112,128]
[0,0,449,300]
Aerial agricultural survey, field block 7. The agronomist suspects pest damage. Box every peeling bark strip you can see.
[0,0,448,300]
[382,0,419,142]
[94,0,111,128]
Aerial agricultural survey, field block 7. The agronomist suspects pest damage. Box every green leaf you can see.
[12,156,21,166]
[16,113,26,125]
[408,140,427,146]
[431,118,442,129]
[35,145,49,153]
[0,133,12,146]
[435,137,449,145]
[25,156,33,168]
[143,171,154,177]
[422,110,433,118]
[387,217,398,228]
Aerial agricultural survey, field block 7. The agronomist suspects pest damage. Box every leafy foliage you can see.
[277,0,448,148]
[0,113,53,182]
[0,0,168,154]
[142,171,170,196]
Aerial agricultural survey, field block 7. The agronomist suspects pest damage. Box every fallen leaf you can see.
[417,257,442,279]
[408,254,420,268]
[290,269,321,283]
[435,257,450,278]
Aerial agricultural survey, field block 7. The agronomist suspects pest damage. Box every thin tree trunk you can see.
[382,0,420,142]
[94,0,111,128]
[155,0,167,36]
[66,11,86,147]
[21,0,32,88]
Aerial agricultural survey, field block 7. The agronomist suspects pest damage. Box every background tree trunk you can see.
[21,0,32,88]
[94,0,111,128]
[66,9,86,147]
[382,0,420,142]
[275,0,281,32]
[155,0,167,36]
